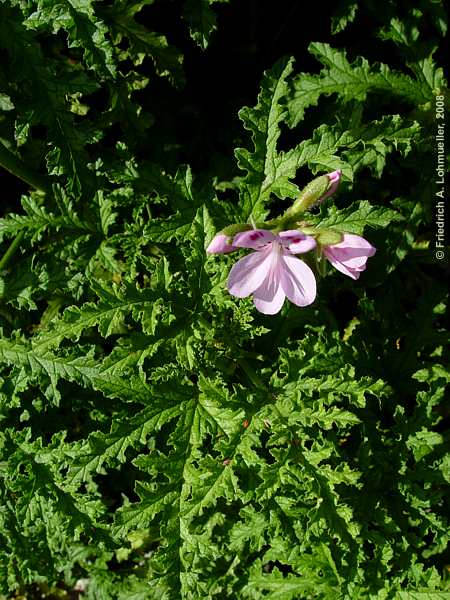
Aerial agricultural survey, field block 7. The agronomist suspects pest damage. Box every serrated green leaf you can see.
[310,200,404,235]
[287,43,441,127]
[0,337,152,403]
[235,57,298,221]
[33,280,168,351]
[331,1,358,34]
[183,0,229,50]
[23,0,117,77]
[99,1,184,86]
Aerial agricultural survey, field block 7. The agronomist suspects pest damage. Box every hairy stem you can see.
[0,141,51,194]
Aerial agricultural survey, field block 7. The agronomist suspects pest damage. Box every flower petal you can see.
[253,280,286,315]
[233,229,276,249]
[227,247,273,298]
[206,233,237,254]
[279,230,316,254]
[280,253,317,306]
[339,252,372,269]
[324,254,361,280]
[333,233,376,253]
[323,234,376,280]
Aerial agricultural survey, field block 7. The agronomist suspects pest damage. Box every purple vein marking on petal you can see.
[233,229,275,250]
[278,230,316,255]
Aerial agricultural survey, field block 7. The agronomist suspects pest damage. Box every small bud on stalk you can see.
[282,169,342,222]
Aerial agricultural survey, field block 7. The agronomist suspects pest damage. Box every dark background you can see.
[136,0,448,171]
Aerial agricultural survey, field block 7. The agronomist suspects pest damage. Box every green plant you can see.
[0,1,448,598]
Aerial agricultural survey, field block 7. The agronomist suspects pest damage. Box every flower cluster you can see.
[207,171,376,315]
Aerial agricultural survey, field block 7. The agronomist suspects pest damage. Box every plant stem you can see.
[0,142,51,271]
[0,231,24,272]
[0,141,51,194]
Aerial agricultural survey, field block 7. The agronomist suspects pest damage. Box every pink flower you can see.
[325,169,341,195]
[323,233,376,280]
[227,229,317,315]
[206,233,237,254]
[317,169,341,203]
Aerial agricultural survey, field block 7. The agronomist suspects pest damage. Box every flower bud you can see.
[318,169,341,203]
[206,233,236,254]
[278,170,342,225]
[206,224,251,254]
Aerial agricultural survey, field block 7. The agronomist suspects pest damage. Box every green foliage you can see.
[99,1,184,85]
[235,57,299,221]
[0,1,448,599]
[183,0,230,50]
[307,200,404,235]
[287,42,444,127]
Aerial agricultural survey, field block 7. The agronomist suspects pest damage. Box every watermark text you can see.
[435,95,445,260]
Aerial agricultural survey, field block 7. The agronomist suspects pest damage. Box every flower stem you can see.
[0,141,51,194]
[0,231,24,272]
